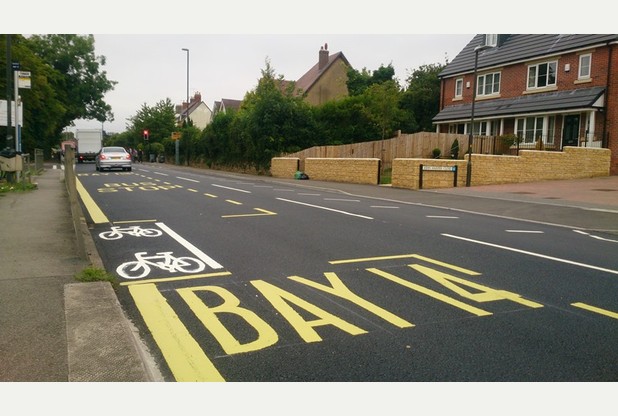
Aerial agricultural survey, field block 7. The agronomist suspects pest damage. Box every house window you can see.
[516,116,547,144]
[485,34,498,47]
[527,61,557,89]
[467,121,489,135]
[477,72,500,96]
[455,78,463,98]
[579,54,591,79]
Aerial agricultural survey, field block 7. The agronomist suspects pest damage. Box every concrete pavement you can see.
[0,164,161,382]
[1,162,616,382]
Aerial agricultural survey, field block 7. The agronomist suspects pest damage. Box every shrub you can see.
[432,148,441,158]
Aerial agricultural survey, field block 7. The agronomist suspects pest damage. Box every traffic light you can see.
[143,129,149,141]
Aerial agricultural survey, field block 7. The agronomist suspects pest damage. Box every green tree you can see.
[26,34,117,127]
[312,95,379,144]
[237,60,315,170]
[362,80,404,140]
[347,64,396,96]
[1,35,66,155]
[126,98,177,150]
[400,63,444,132]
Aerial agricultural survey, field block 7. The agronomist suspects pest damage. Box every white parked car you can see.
[95,146,132,172]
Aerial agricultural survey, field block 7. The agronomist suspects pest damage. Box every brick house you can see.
[433,34,618,175]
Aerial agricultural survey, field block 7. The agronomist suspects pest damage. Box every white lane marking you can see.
[155,222,224,269]
[324,198,360,202]
[442,233,618,275]
[505,230,544,233]
[573,229,618,243]
[427,215,459,219]
[154,172,169,176]
[298,193,321,196]
[371,206,399,209]
[273,188,295,192]
[211,184,251,193]
[177,176,200,183]
[277,198,373,220]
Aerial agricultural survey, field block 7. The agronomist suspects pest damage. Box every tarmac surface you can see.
[1,162,617,382]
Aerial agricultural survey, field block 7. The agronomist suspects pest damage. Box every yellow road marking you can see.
[204,193,218,198]
[129,283,225,382]
[367,267,492,317]
[120,271,232,286]
[188,188,198,192]
[226,199,242,205]
[409,254,481,276]
[330,254,422,265]
[222,208,277,218]
[330,254,481,276]
[76,177,109,224]
[572,302,618,319]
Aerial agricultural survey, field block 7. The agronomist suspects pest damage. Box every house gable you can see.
[294,44,351,106]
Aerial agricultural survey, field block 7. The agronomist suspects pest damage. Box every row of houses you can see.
[174,43,350,129]
[175,35,618,175]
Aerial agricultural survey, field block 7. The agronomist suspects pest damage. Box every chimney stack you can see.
[319,43,329,70]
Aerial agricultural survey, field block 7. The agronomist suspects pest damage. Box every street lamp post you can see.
[180,48,189,166]
[465,44,493,187]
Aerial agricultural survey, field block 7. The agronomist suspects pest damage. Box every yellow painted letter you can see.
[289,272,413,328]
[251,279,367,343]
[177,285,278,355]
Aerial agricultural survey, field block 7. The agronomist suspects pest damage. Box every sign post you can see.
[14,70,31,152]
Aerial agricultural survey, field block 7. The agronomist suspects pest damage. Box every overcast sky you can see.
[8,2,606,136]
[72,34,473,133]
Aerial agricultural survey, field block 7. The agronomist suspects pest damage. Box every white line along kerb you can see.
[155,222,224,269]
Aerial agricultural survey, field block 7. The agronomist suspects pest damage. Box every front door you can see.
[562,115,580,148]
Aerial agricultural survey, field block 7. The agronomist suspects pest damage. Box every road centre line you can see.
[154,172,169,176]
[211,184,251,193]
[505,230,544,233]
[324,198,360,202]
[427,215,458,218]
[298,193,321,196]
[442,233,618,275]
[276,198,373,220]
[177,176,200,183]
[573,229,618,243]
[155,222,224,269]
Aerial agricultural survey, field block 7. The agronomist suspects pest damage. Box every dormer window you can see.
[485,34,498,47]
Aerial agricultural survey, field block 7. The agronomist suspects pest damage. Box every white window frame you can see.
[477,72,501,96]
[485,34,498,47]
[515,115,555,144]
[527,61,557,89]
[578,54,591,79]
[455,78,463,98]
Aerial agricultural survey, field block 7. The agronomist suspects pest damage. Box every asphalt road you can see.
[75,162,618,382]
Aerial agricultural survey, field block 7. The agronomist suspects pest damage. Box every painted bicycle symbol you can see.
[116,251,206,279]
[99,225,163,240]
